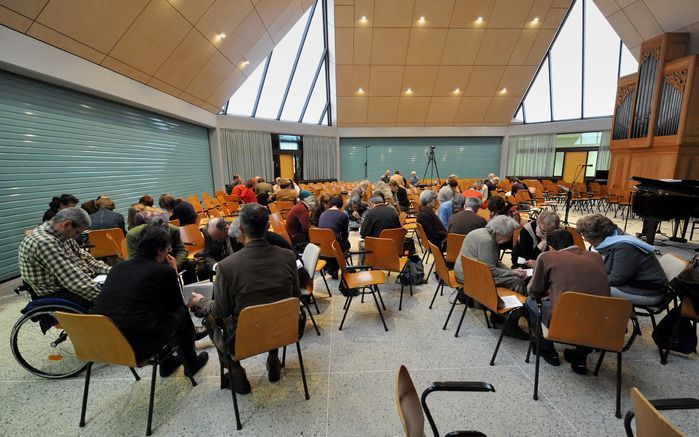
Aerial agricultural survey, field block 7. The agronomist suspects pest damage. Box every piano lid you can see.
[632,176,699,196]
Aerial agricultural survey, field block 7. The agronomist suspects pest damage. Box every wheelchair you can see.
[10,283,89,379]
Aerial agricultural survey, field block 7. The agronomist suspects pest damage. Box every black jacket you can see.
[360,204,401,238]
[90,208,126,234]
[417,206,447,247]
[171,200,197,225]
[511,220,541,266]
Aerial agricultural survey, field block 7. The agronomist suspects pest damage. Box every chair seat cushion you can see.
[344,270,385,288]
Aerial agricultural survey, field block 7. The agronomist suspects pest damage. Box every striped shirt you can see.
[18,222,110,301]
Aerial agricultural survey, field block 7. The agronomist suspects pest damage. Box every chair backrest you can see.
[460,255,499,312]
[415,222,430,251]
[268,202,280,214]
[208,208,222,218]
[201,192,212,201]
[565,226,586,250]
[365,237,402,272]
[380,227,407,257]
[395,365,425,437]
[169,218,180,227]
[179,224,205,255]
[309,227,337,258]
[331,240,348,274]
[476,207,490,221]
[54,312,137,367]
[105,233,127,259]
[445,233,465,264]
[512,227,522,248]
[88,228,125,258]
[429,242,451,284]
[277,200,295,212]
[269,212,286,235]
[301,243,321,284]
[234,298,301,361]
[659,254,689,282]
[548,292,632,352]
[630,387,686,437]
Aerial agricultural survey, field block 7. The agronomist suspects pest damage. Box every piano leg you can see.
[640,218,660,245]
[669,218,689,243]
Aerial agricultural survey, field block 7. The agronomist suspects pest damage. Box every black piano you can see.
[631,176,699,245]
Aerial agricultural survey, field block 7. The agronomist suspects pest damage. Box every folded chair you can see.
[624,387,699,436]
[528,292,634,418]
[54,312,198,436]
[212,298,309,430]
[395,365,495,437]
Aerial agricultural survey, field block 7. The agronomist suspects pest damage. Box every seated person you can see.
[454,215,526,293]
[286,192,316,243]
[510,177,529,195]
[126,217,196,284]
[437,175,460,203]
[275,179,298,203]
[19,207,110,308]
[91,222,208,377]
[130,204,170,228]
[189,204,301,394]
[448,196,487,236]
[233,178,258,204]
[89,196,125,234]
[319,195,350,279]
[158,194,197,225]
[390,170,406,187]
[360,195,401,239]
[437,195,458,227]
[512,210,561,268]
[527,229,610,374]
[417,190,447,250]
[198,217,233,281]
[255,177,274,204]
[389,180,410,212]
[373,181,395,207]
[310,193,331,227]
[346,196,368,231]
[350,180,370,202]
[576,214,667,305]
[42,194,79,223]
[488,195,521,223]
[409,171,420,186]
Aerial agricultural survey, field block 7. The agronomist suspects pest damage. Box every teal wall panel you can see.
[340,137,502,182]
[0,70,213,281]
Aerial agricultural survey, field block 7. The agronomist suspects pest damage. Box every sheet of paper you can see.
[517,257,526,265]
[526,268,534,277]
[93,274,107,284]
[500,295,523,309]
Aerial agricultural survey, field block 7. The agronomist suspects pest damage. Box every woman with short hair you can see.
[417,190,447,250]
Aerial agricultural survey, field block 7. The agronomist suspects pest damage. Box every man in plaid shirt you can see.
[19,207,110,308]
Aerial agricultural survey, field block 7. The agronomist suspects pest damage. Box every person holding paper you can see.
[526,229,610,374]
[91,221,209,377]
[511,210,561,268]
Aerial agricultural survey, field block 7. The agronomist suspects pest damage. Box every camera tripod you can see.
[422,146,441,186]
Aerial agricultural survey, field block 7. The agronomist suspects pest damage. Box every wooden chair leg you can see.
[79,362,93,428]
[454,304,468,338]
[129,367,141,381]
[146,362,158,436]
[490,312,512,366]
[228,361,242,430]
[443,296,458,330]
[296,342,310,400]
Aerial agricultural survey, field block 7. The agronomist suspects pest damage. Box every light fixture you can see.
[452,88,461,94]
[239,58,250,68]
[417,16,426,25]
[359,16,368,24]
[405,88,413,95]
[498,87,508,94]
[357,87,365,95]
[531,17,540,24]
[475,16,484,24]
[217,32,226,39]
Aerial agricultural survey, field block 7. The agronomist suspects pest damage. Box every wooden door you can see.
[562,151,588,183]
[280,154,295,179]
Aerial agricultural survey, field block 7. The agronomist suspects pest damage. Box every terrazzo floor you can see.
[1,211,698,437]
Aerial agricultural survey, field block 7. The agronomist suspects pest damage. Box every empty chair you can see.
[269,212,292,245]
[365,237,412,311]
[444,233,465,265]
[379,227,408,257]
[179,224,205,260]
[87,228,125,258]
[300,243,323,336]
[54,312,198,436]
[212,298,309,430]
[528,292,633,418]
[395,365,495,437]
[624,387,699,437]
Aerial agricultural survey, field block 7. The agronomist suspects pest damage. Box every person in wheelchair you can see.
[91,222,208,377]
[19,207,110,309]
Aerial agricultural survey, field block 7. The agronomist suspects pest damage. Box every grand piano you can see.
[631,176,699,245]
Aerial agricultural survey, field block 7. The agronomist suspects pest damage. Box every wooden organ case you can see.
[609,33,699,194]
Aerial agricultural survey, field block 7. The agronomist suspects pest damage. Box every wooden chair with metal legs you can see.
[660,295,699,365]
[87,228,125,259]
[443,257,525,351]
[53,312,198,436]
[332,240,388,331]
[445,233,465,266]
[395,365,495,437]
[416,223,436,279]
[365,237,412,311]
[269,212,293,245]
[624,387,699,437]
[300,243,323,336]
[309,227,353,296]
[428,242,461,310]
[179,224,205,260]
[214,298,310,430]
[564,226,586,250]
[527,292,633,418]
[379,227,408,258]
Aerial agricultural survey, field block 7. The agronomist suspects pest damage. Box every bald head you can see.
[207,217,229,241]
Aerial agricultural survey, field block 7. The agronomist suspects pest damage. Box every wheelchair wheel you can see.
[10,304,88,379]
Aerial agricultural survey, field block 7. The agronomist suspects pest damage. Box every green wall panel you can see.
[340,137,502,182]
[0,70,213,281]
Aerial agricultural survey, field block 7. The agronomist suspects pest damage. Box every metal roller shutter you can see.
[0,70,213,281]
[340,137,502,182]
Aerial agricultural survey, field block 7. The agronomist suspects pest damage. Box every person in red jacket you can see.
[233,178,258,204]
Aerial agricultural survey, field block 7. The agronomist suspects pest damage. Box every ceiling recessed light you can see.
[359,16,368,24]
[357,87,365,95]
[475,16,484,24]
[239,58,250,68]
[531,17,540,24]
[417,16,426,24]
[217,32,226,39]
[405,88,413,95]
[453,88,461,94]
[499,87,508,94]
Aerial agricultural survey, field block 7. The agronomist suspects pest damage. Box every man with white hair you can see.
[447,196,487,236]
[360,195,400,239]
[19,207,111,307]
[409,171,420,186]
[197,217,233,280]
[417,190,447,250]
[484,173,497,194]
[380,169,391,183]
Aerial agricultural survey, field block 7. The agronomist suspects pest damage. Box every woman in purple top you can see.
[318,194,350,252]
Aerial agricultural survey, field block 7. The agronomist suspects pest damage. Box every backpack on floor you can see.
[652,307,698,355]
[400,254,424,286]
